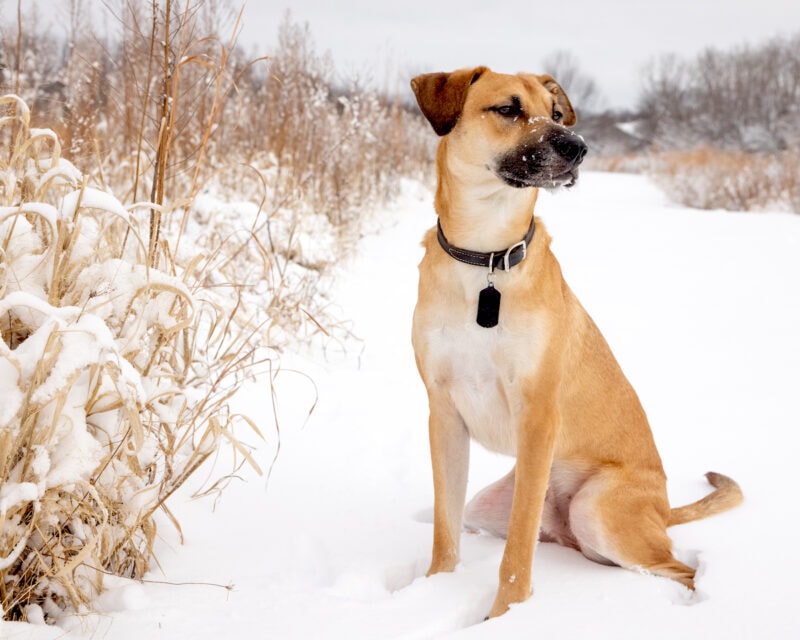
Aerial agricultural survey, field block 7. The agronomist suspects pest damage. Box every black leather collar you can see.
[436,217,535,271]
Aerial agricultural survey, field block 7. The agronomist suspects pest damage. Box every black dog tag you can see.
[476,285,501,328]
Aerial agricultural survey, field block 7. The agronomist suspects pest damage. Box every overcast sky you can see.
[9,0,800,110]
[237,0,800,109]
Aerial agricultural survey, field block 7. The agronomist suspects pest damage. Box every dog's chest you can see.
[417,308,544,456]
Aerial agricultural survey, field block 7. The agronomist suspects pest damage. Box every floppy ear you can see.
[410,67,488,136]
[537,74,577,126]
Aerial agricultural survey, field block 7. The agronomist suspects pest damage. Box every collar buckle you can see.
[503,240,527,271]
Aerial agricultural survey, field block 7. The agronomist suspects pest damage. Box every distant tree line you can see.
[637,33,800,152]
[542,34,800,157]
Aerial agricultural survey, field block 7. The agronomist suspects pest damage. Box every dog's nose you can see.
[552,133,588,165]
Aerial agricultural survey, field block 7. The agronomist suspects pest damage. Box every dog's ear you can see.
[410,67,488,136]
[536,74,577,127]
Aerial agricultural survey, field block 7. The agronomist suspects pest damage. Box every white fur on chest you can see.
[416,310,544,456]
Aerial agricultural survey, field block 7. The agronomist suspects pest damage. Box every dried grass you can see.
[589,147,800,214]
[0,3,437,624]
[583,153,650,174]
[2,7,435,257]
[649,146,800,213]
[0,95,264,622]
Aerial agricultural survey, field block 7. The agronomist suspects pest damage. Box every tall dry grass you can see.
[0,93,267,622]
[585,146,800,214]
[2,6,434,244]
[0,1,435,624]
[3,4,434,339]
[649,147,800,213]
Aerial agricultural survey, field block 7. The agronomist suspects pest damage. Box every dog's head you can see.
[411,67,587,189]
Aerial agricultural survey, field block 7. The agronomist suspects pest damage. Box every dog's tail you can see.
[668,471,743,527]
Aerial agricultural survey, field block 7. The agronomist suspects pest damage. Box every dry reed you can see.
[0,94,264,623]
[649,146,800,213]
[0,3,437,624]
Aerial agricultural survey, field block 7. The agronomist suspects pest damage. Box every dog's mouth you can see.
[496,166,580,190]
[550,167,580,189]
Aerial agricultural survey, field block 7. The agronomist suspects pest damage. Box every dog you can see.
[409,67,743,619]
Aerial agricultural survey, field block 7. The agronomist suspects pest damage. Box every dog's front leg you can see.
[487,399,557,618]
[427,395,470,575]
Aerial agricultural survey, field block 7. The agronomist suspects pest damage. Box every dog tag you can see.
[476,285,501,328]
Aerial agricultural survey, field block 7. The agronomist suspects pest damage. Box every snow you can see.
[3,171,800,638]
[1,203,59,229]
[60,187,131,223]
[0,484,38,521]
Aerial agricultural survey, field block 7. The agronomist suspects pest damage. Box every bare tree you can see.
[542,50,604,114]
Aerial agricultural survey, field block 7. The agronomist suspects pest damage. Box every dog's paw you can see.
[670,549,707,606]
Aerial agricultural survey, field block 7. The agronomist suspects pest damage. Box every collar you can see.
[436,216,535,272]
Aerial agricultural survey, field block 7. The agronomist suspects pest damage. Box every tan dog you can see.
[409,67,743,619]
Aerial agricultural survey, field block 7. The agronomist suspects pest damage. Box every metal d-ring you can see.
[487,252,496,286]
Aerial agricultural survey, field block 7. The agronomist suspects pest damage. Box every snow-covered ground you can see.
[4,172,800,639]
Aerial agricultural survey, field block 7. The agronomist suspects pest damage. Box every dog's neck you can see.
[434,143,538,254]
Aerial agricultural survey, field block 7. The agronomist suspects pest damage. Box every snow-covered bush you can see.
[0,4,436,621]
[649,147,800,213]
[0,95,264,622]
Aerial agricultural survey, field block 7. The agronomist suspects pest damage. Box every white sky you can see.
[9,0,800,110]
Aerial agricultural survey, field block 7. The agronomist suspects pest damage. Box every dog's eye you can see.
[489,96,522,118]
[552,105,564,123]
[495,105,520,117]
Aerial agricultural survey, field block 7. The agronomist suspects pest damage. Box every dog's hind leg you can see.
[463,467,515,537]
[569,470,696,589]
